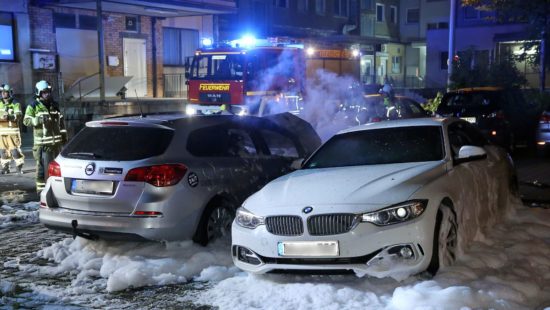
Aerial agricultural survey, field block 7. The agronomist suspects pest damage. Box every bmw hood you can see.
[245,161,446,213]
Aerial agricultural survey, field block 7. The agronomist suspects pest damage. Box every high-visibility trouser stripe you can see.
[36,182,46,191]
[36,111,60,116]
[36,137,54,143]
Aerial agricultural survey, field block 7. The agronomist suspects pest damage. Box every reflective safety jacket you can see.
[0,98,22,136]
[23,98,67,146]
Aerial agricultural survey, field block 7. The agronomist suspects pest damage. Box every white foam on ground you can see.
[0,201,39,229]
[3,196,549,309]
[32,237,237,293]
[191,202,550,310]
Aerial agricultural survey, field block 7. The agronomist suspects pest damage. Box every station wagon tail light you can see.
[125,164,187,187]
[48,160,61,177]
[361,200,427,226]
[133,211,163,217]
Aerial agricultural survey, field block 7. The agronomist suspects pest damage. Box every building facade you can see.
[0,0,236,103]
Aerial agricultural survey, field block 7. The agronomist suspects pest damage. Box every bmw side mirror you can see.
[291,158,304,170]
[455,145,487,165]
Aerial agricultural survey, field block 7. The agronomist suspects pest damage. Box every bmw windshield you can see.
[304,126,444,168]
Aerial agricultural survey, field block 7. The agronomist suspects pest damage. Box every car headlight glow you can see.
[361,200,427,226]
[235,208,265,229]
[185,106,197,115]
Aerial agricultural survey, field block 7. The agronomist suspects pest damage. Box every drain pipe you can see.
[152,17,158,98]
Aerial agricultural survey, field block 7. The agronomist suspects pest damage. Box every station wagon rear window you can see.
[61,127,174,161]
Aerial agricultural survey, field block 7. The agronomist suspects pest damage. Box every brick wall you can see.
[28,5,164,98]
[29,6,55,52]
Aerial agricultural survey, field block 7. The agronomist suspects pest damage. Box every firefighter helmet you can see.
[35,80,52,96]
[1,84,13,97]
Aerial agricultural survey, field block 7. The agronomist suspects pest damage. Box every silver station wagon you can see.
[39,112,321,244]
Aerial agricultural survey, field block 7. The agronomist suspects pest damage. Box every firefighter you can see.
[0,84,25,174]
[23,80,67,192]
[379,83,399,120]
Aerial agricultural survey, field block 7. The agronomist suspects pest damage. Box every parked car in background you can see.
[340,94,431,126]
[537,110,550,155]
[232,118,516,278]
[39,112,321,244]
[436,87,538,151]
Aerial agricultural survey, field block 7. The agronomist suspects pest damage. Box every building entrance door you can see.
[123,38,147,97]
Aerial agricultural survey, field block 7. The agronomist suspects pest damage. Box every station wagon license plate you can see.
[71,179,114,195]
[460,117,476,124]
[277,241,339,257]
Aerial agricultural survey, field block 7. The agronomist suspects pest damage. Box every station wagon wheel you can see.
[206,205,233,242]
[194,200,235,246]
[427,202,458,276]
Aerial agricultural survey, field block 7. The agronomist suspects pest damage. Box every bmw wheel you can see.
[427,202,458,276]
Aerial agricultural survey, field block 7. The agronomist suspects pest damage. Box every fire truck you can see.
[185,38,360,116]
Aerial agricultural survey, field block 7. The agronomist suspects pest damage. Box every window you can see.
[261,130,299,158]
[390,5,397,23]
[298,0,309,13]
[0,13,15,61]
[125,16,139,32]
[406,8,419,23]
[79,15,97,31]
[464,6,479,19]
[316,0,325,15]
[303,126,444,168]
[362,0,373,10]
[54,13,99,30]
[163,28,199,66]
[53,13,76,28]
[275,0,288,8]
[440,51,448,70]
[391,56,401,73]
[227,129,258,156]
[427,22,449,30]
[334,0,349,17]
[187,126,257,157]
[62,127,174,161]
[376,3,384,22]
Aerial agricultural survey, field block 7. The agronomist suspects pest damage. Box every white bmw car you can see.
[231,118,517,279]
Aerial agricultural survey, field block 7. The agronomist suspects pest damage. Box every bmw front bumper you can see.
[231,214,435,278]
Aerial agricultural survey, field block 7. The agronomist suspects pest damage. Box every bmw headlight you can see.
[361,200,427,226]
[235,208,265,229]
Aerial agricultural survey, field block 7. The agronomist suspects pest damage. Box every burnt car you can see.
[436,87,538,151]
[341,94,431,126]
[39,112,321,244]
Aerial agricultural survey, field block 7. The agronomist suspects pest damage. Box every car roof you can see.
[338,117,450,135]
[87,113,265,128]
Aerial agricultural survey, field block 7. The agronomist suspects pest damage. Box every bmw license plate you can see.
[277,241,339,257]
[460,117,476,124]
[71,179,114,195]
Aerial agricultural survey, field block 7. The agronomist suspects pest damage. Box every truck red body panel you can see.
[187,47,305,108]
